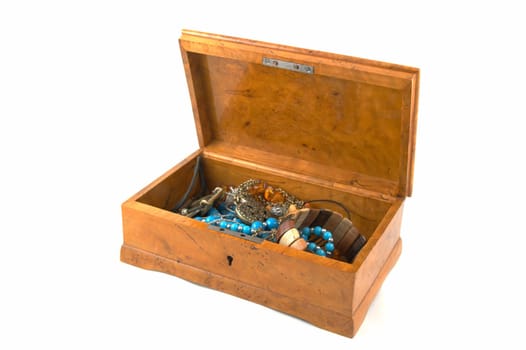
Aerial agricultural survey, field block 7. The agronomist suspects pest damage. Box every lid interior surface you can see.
[180,31,419,197]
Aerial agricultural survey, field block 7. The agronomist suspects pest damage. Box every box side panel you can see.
[121,201,356,316]
[127,150,202,208]
[121,244,356,338]
[353,199,404,311]
[352,238,402,335]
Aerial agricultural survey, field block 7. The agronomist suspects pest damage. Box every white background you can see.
[1,1,525,348]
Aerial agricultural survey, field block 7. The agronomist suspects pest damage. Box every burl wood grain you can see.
[121,30,419,338]
[179,29,418,197]
[138,155,391,238]
[127,151,404,337]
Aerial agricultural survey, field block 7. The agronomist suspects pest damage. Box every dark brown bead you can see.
[324,211,344,232]
[300,208,320,228]
[310,209,332,228]
[344,234,366,263]
[332,219,355,246]
[292,208,310,226]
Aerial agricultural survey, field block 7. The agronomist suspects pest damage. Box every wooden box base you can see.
[121,152,405,338]
[121,240,401,338]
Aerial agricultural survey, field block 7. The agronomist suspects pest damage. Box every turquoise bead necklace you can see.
[301,226,335,257]
[195,205,335,258]
[195,214,280,239]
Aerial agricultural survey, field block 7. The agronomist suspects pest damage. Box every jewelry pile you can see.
[176,177,367,262]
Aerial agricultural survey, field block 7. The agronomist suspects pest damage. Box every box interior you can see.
[137,155,393,241]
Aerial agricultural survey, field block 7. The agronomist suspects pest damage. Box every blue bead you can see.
[322,230,332,240]
[251,221,264,232]
[265,217,279,230]
[301,227,311,236]
[230,223,239,232]
[242,225,251,234]
[204,215,218,223]
[315,248,326,257]
[194,216,203,221]
[325,242,335,252]
[313,226,322,236]
[307,242,316,252]
[219,221,228,229]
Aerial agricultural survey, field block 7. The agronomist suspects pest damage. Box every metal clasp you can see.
[180,187,224,217]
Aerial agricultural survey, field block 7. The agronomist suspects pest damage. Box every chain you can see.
[231,179,304,223]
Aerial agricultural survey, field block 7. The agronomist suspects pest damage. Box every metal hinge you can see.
[262,57,314,74]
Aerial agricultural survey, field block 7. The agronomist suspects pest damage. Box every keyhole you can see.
[227,255,234,266]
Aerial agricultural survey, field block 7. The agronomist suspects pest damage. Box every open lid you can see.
[179,30,419,198]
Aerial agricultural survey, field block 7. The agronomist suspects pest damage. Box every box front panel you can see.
[122,201,356,316]
[121,243,358,337]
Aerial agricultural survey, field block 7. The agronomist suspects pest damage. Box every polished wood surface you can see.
[136,155,392,238]
[180,29,419,197]
[121,30,419,338]
[125,151,403,337]
[120,238,402,338]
